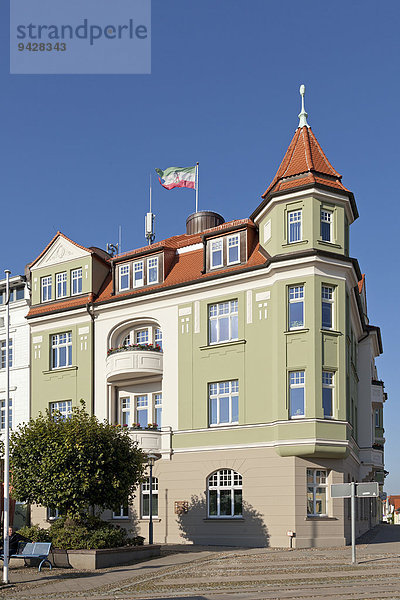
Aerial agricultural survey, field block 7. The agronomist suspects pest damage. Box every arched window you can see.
[207,469,242,518]
[141,477,158,518]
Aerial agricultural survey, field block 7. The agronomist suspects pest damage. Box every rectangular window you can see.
[210,239,223,269]
[141,478,158,518]
[121,397,130,427]
[321,210,332,242]
[147,257,158,284]
[135,395,148,428]
[113,506,129,519]
[289,371,305,418]
[56,272,67,299]
[288,210,302,243]
[227,235,240,265]
[51,332,72,369]
[154,393,162,427]
[307,469,328,516]
[119,265,130,291]
[155,328,162,350]
[71,268,83,295]
[136,329,149,345]
[0,340,13,369]
[288,285,304,329]
[0,399,12,430]
[47,507,60,521]
[209,300,238,344]
[15,287,25,301]
[133,261,144,288]
[375,409,379,428]
[209,380,239,426]
[322,286,334,329]
[41,276,52,302]
[322,371,334,418]
[50,400,72,420]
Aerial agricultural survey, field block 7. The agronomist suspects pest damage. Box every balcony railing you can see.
[107,343,162,357]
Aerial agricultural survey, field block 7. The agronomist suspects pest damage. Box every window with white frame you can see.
[0,340,13,369]
[155,328,162,350]
[289,371,305,418]
[155,393,162,427]
[50,400,72,420]
[71,268,83,295]
[56,272,67,299]
[41,276,52,302]
[288,285,304,330]
[322,286,334,330]
[136,329,149,345]
[141,477,158,518]
[209,380,239,426]
[227,235,240,265]
[322,371,334,418]
[121,397,130,426]
[208,469,242,518]
[147,257,158,284]
[0,399,12,430]
[288,210,302,243]
[133,261,144,288]
[119,265,130,291]
[135,395,148,428]
[210,239,223,269]
[307,469,328,516]
[51,332,72,369]
[321,210,333,242]
[113,505,129,519]
[209,300,238,344]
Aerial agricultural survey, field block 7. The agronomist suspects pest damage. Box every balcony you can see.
[106,345,163,383]
[128,426,172,455]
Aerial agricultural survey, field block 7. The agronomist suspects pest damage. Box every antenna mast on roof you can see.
[145,173,155,245]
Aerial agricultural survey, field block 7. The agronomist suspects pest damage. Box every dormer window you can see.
[133,261,144,287]
[41,276,52,302]
[56,272,67,299]
[71,268,83,295]
[211,239,223,269]
[227,235,240,265]
[119,265,130,291]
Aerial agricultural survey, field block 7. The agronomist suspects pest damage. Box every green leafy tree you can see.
[9,403,146,518]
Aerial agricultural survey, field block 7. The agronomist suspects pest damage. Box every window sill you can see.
[200,339,246,351]
[138,518,161,522]
[284,328,309,335]
[203,517,244,521]
[317,240,342,249]
[320,329,342,336]
[282,239,309,248]
[305,516,338,521]
[42,366,78,375]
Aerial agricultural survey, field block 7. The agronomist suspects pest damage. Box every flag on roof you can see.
[155,166,196,190]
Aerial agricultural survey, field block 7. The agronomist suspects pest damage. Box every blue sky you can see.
[0,1,398,491]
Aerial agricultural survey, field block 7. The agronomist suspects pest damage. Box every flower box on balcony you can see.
[107,344,162,357]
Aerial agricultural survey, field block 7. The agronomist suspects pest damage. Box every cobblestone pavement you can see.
[1,526,400,600]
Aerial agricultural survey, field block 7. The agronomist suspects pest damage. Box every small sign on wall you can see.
[174,501,189,515]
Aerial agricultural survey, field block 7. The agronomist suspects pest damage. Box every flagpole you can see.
[3,269,11,584]
[195,162,199,213]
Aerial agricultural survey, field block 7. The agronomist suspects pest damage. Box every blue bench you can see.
[1,542,53,572]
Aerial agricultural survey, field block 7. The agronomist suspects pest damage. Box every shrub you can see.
[18,516,144,550]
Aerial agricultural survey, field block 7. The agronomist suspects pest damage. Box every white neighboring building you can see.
[0,275,30,436]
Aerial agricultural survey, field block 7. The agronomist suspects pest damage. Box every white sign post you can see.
[331,481,379,564]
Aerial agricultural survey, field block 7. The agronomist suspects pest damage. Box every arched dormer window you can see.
[207,469,242,518]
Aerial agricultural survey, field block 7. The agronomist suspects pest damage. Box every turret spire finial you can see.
[298,84,309,128]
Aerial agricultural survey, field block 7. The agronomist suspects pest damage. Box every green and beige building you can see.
[26,98,386,547]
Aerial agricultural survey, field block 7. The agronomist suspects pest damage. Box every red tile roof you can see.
[262,126,350,199]
[27,220,266,317]
[358,274,365,294]
[389,496,400,511]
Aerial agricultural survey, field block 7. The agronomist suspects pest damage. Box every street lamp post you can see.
[3,270,11,584]
[147,453,160,545]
